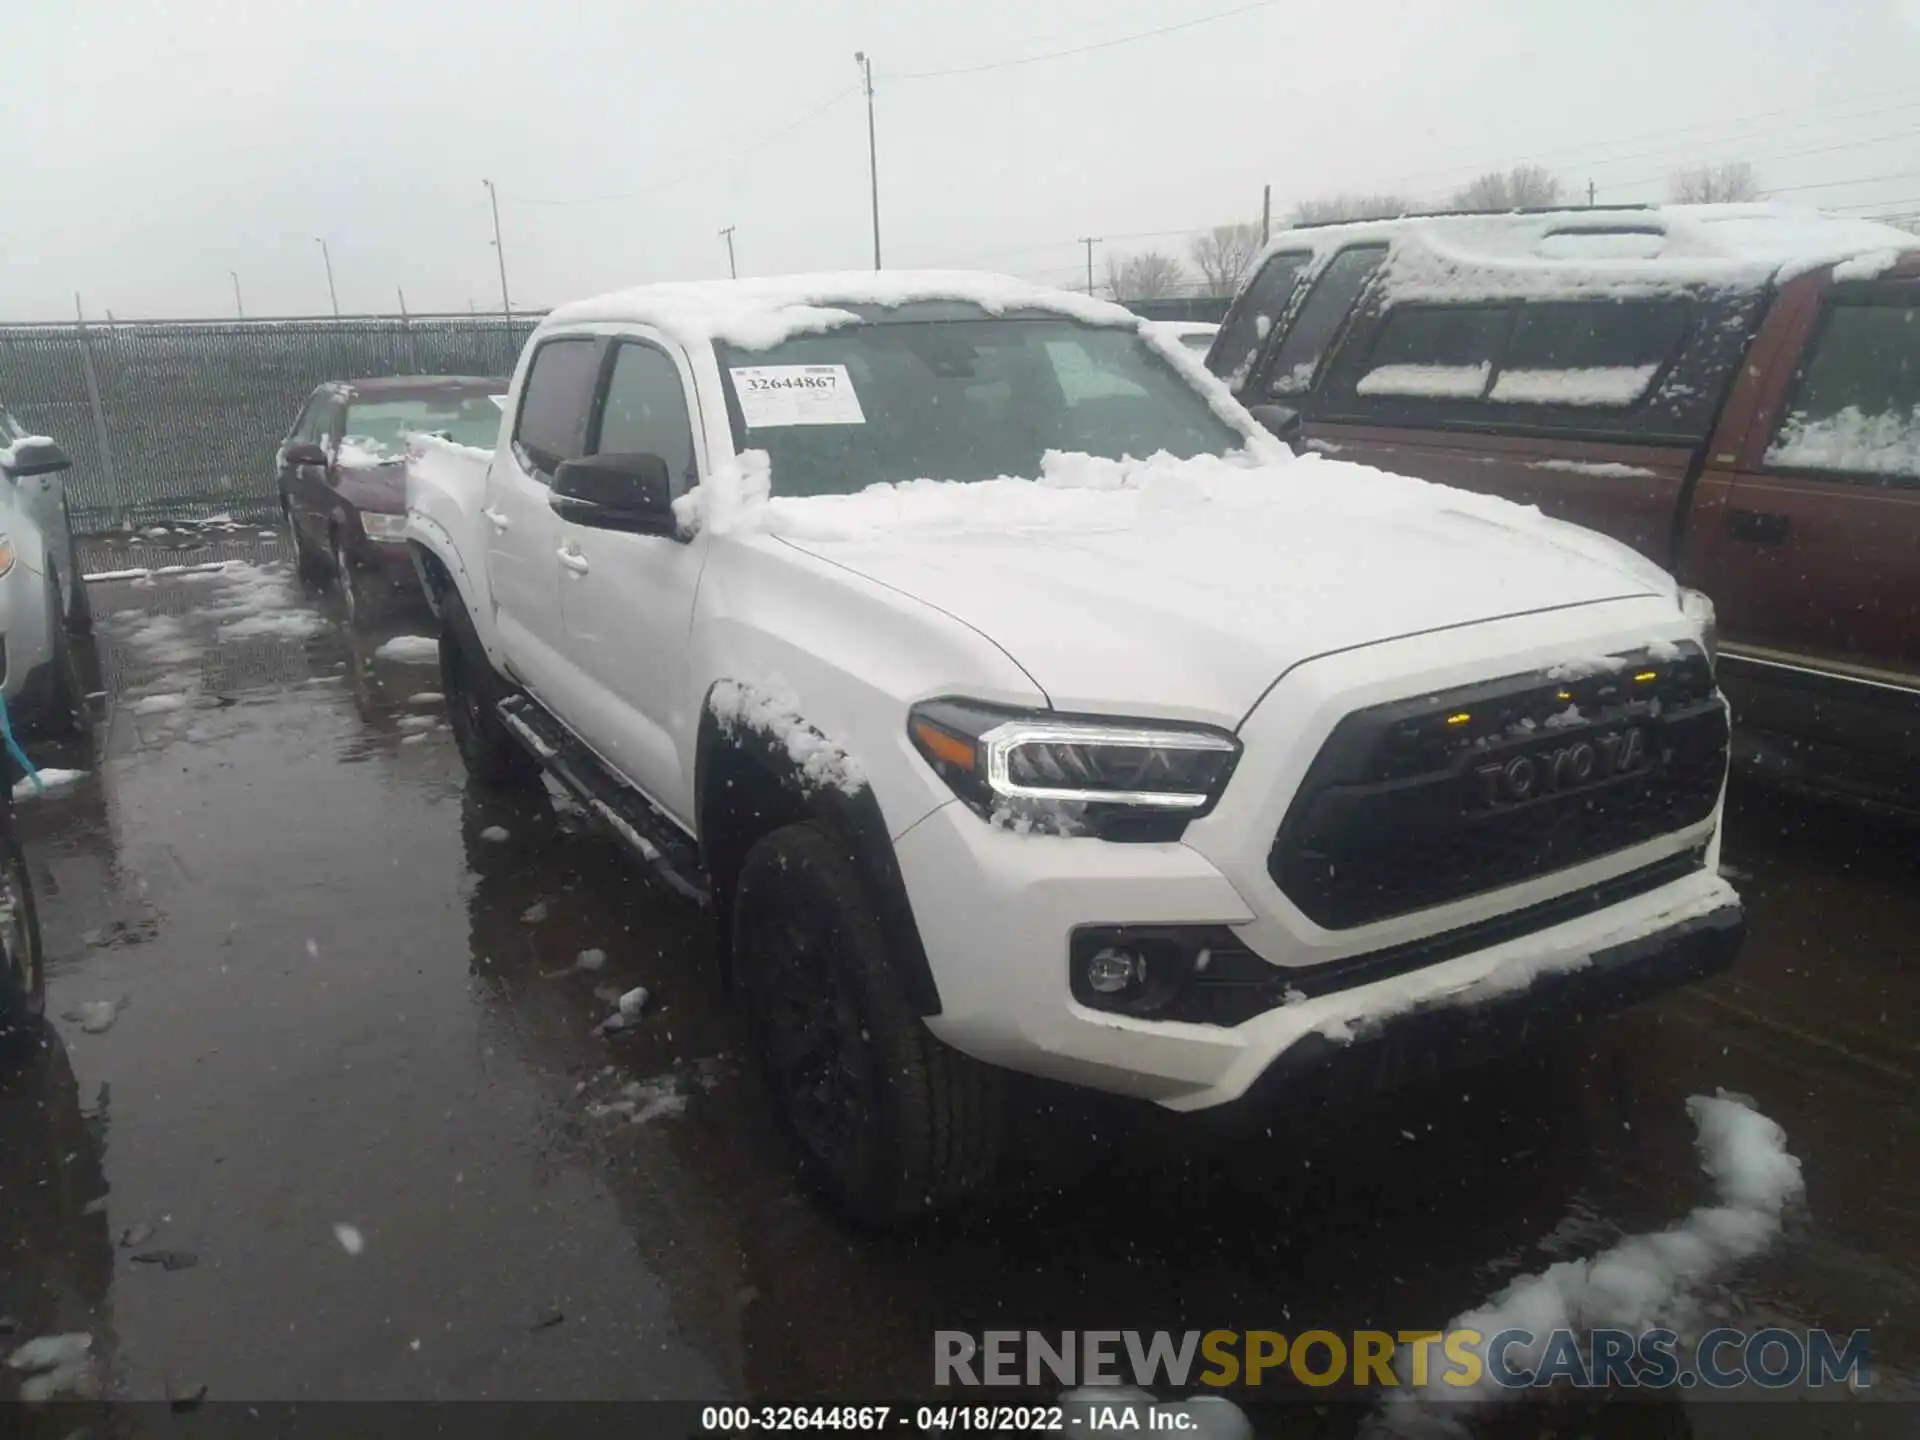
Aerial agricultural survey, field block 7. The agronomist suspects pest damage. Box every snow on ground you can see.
[130,693,188,716]
[1368,1091,1804,1435]
[707,677,867,796]
[6,1331,99,1402]
[111,613,201,667]
[1766,404,1920,478]
[375,635,439,664]
[12,768,87,799]
[333,1223,365,1256]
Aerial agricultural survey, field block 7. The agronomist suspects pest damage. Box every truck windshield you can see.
[344,395,504,457]
[715,318,1246,496]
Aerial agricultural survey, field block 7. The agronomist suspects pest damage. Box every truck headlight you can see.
[908,698,1240,838]
[360,512,408,542]
[1679,587,1717,671]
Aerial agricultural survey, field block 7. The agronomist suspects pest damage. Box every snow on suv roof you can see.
[1258,203,1917,302]
[540,270,1142,351]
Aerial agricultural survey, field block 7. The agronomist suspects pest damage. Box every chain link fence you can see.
[0,313,540,533]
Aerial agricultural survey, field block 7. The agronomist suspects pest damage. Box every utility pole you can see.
[483,179,513,324]
[853,52,881,269]
[720,225,738,279]
[315,237,339,316]
[1078,237,1101,296]
[1587,178,1597,207]
[230,270,244,318]
[1262,185,1272,245]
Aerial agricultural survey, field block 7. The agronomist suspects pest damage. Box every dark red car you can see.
[278,376,506,623]
[1210,205,1920,817]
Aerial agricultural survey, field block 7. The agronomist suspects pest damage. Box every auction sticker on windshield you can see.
[729,364,866,428]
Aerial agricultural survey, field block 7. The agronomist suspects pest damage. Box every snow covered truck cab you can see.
[404,270,1741,1224]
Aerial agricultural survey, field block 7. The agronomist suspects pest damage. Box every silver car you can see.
[0,411,86,737]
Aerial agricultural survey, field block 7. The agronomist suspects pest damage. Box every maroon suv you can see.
[278,376,505,624]
[1211,205,1920,817]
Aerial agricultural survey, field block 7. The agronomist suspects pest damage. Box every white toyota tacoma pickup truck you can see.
[406,271,1741,1223]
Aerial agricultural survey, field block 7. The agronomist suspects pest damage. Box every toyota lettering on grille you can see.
[1472,728,1648,810]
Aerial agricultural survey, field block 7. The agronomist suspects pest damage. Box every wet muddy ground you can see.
[1,533,1914,1433]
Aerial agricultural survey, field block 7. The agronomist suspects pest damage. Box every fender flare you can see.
[406,515,481,630]
[694,686,943,1017]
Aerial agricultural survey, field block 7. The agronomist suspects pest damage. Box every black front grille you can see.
[1270,647,1726,929]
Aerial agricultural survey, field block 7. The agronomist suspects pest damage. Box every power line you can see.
[1603,127,1920,193]
[886,0,1280,81]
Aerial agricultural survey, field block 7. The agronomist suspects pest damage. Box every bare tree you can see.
[1189,223,1263,295]
[1104,250,1188,301]
[1290,194,1415,225]
[1670,162,1761,204]
[1448,165,1563,211]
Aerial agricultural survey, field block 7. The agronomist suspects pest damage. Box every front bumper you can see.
[904,796,1741,1111]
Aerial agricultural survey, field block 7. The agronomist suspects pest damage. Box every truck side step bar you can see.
[496,693,710,906]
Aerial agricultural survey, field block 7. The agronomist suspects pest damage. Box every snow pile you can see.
[7,1332,99,1402]
[333,1223,365,1256]
[707,678,867,796]
[376,635,440,664]
[541,269,1140,353]
[1370,1091,1803,1435]
[338,436,400,467]
[1357,363,1490,399]
[1766,404,1920,478]
[200,563,327,641]
[1488,365,1657,407]
[13,768,87,800]
[674,446,1679,605]
[130,693,188,716]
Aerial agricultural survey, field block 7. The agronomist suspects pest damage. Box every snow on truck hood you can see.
[690,449,1679,726]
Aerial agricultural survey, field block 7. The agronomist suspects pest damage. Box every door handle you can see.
[1727,508,1790,546]
[557,546,590,575]
[483,506,510,532]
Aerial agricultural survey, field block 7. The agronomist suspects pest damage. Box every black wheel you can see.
[439,598,536,787]
[733,821,1004,1226]
[331,532,381,628]
[0,831,47,1060]
[285,494,327,583]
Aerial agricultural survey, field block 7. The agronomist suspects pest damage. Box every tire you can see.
[331,532,381,629]
[733,821,1004,1226]
[0,829,47,1061]
[439,597,537,787]
[285,494,327,584]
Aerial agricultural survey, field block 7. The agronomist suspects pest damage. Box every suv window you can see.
[594,342,697,489]
[1765,294,1920,482]
[1356,305,1508,399]
[300,394,338,446]
[513,337,603,479]
[1208,251,1309,386]
[1488,299,1687,407]
[1267,245,1389,397]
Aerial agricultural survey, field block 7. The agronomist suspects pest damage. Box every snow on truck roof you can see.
[539,270,1142,351]
[1256,203,1917,301]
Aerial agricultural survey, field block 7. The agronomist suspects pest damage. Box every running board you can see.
[496,694,710,906]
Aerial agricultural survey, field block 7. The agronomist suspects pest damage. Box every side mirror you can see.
[284,441,330,468]
[551,453,677,536]
[3,437,71,478]
[1247,403,1303,448]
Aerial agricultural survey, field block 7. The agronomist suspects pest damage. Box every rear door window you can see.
[1487,299,1688,407]
[513,337,604,480]
[1355,305,1508,399]
[1765,293,1920,482]
[1207,251,1309,386]
[1267,245,1389,397]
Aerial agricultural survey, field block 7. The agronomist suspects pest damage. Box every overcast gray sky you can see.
[5,0,1918,321]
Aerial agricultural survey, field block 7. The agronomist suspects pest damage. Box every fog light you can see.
[1085,946,1143,994]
